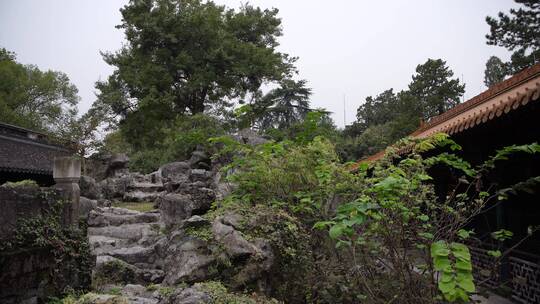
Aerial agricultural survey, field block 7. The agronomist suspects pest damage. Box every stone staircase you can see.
[88,207,166,287]
[122,174,166,202]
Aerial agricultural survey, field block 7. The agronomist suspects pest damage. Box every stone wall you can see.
[0,185,66,239]
[0,248,56,304]
[0,184,90,304]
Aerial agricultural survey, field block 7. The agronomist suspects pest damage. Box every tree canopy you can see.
[251,79,312,131]
[486,0,540,73]
[0,48,79,135]
[484,56,508,87]
[339,58,463,161]
[95,0,299,147]
[408,58,465,120]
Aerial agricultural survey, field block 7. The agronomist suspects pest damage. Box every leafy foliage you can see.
[215,136,352,218]
[483,56,508,87]
[486,0,540,73]
[104,113,225,173]
[249,78,312,132]
[0,188,92,296]
[431,241,475,302]
[408,58,465,120]
[317,134,540,303]
[95,0,298,146]
[209,132,366,302]
[340,59,464,161]
[0,48,79,135]
[482,142,540,169]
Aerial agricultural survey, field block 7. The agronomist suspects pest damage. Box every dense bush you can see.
[100,114,226,173]
[318,136,540,303]
[208,134,366,302]
[212,131,540,303]
[263,111,339,145]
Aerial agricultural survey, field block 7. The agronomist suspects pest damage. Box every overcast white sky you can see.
[0,0,517,127]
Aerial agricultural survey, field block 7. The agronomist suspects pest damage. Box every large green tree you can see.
[340,89,422,161]
[341,58,463,161]
[484,56,508,87]
[96,0,297,147]
[408,58,465,120]
[0,48,79,134]
[486,0,540,73]
[253,79,312,131]
[355,89,399,131]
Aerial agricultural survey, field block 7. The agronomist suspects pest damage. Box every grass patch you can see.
[112,201,156,212]
[1,179,38,188]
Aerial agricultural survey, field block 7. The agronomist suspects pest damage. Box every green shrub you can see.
[317,136,540,303]
[209,134,364,302]
[127,114,226,173]
[92,259,137,288]
[215,136,357,220]
[196,281,279,304]
[1,179,39,188]
[1,194,92,298]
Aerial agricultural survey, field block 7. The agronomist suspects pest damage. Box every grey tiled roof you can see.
[0,123,74,175]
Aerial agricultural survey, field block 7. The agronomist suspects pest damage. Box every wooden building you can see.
[0,122,74,186]
[363,63,540,303]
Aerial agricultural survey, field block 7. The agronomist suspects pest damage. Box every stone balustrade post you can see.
[53,156,81,227]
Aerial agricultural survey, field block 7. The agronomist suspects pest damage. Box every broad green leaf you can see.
[312,221,335,230]
[457,229,473,240]
[455,259,472,271]
[417,214,429,221]
[329,224,345,239]
[433,257,451,271]
[487,250,502,258]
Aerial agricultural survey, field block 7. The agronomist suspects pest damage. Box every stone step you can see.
[123,191,163,202]
[95,255,164,285]
[89,235,135,256]
[108,245,157,265]
[77,293,159,304]
[91,237,164,262]
[98,207,141,215]
[88,223,160,241]
[128,182,164,193]
[89,209,160,227]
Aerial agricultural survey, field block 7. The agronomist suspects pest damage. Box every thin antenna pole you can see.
[343,94,346,127]
[461,74,465,102]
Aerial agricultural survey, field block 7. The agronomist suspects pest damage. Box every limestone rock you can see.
[107,153,130,177]
[88,222,159,242]
[158,194,210,226]
[159,287,211,304]
[159,162,190,182]
[212,216,255,258]
[213,172,234,201]
[88,208,160,227]
[93,255,164,286]
[211,214,275,288]
[109,246,156,265]
[99,176,133,199]
[234,129,268,146]
[123,190,163,202]
[98,198,112,207]
[182,216,209,228]
[80,175,100,199]
[188,169,211,183]
[188,147,210,170]
[121,284,157,299]
[163,237,215,285]
[80,196,98,219]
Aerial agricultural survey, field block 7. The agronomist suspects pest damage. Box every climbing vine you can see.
[0,186,92,296]
[316,135,540,303]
